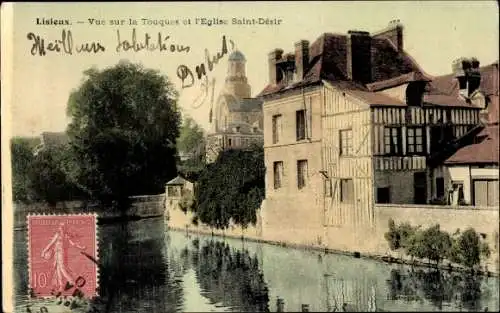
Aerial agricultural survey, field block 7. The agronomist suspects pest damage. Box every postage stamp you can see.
[27,214,98,299]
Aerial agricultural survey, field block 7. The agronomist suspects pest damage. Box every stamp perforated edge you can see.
[26,213,100,300]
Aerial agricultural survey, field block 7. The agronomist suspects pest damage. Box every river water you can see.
[14,217,499,312]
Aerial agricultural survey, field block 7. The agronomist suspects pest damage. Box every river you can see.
[13,217,499,312]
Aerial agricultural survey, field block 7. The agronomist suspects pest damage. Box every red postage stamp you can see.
[27,214,98,298]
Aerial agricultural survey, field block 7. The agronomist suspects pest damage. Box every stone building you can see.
[206,50,264,163]
[164,175,194,217]
[257,20,492,246]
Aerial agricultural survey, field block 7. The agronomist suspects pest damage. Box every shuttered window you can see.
[296,110,306,141]
[272,114,282,144]
[273,161,284,190]
[297,160,308,189]
[340,179,354,203]
[474,180,499,207]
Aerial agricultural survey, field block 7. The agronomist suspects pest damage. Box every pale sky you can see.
[6,1,499,137]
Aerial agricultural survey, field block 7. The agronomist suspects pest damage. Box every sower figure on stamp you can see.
[41,222,87,292]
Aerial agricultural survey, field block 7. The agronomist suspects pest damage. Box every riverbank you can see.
[168,225,499,278]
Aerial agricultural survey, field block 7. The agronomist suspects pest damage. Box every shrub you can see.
[384,221,490,269]
[450,228,490,269]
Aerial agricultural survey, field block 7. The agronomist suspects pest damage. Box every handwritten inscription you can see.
[116,28,190,53]
[27,30,105,56]
[176,35,229,89]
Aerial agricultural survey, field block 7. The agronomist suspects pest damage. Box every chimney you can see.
[346,30,372,84]
[452,57,481,97]
[467,57,481,96]
[373,20,404,52]
[268,49,284,85]
[294,40,309,80]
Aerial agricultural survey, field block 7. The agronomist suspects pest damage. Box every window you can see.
[473,180,499,207]
[340,179,354,203]
[273,161,284,189]
[377,187,390,203]
[297,160,308,189]
[339,129,353,156]
[407,127,426,154]
[228,138,232,147]
[384,127,402,155]
[296,110,306,141]
[272,114,282,144]
[167,186,179,197]
[324,179,332,197]
[436,177,445,199]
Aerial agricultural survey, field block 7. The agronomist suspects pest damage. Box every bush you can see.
[384,221,490,269]
[449,228,490,269]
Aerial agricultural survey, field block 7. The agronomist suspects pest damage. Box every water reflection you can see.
[188,238,270,312]
[387,268,491,311]
[13,216,499,312]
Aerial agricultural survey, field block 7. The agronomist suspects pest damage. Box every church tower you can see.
[223,50,251,99]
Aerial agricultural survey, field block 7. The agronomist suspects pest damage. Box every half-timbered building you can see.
[258,21,490,241]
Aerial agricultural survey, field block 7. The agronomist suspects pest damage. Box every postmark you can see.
[27,214,98,299]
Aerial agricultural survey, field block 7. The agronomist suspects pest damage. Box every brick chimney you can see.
[452,57,481,97]
[346,30,372,84]
[467,57,481,96]
[268,49,284,85]
[373,20,404,51]
[294,40,309,80]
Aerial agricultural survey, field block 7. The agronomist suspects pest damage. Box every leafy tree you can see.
[28,146,83,206]
[177,116,205,156]
[66,61,181,209]
[193,145,265,229]
[10,137,39,202]
[176,116,206,181]
[418,224,452,265]
[449,228,490,269]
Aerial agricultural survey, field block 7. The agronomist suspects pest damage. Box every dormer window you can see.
[406,82,426,107]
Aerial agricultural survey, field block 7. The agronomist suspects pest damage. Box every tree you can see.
[176,116,206,180]
[66,61,181,209]
[28,147,79,205]
[449,228,490,269]
[193,145,265,229]
[10,137,39,202]
[177,116,205,156]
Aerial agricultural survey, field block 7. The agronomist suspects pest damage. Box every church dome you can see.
[228,50,246,62]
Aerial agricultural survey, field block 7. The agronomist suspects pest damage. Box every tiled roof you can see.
[220,94,262,112]
[428,62,499,122]
[366,71,432,92]
[209,121,262,135]
[423,94,476,108]
[166,176,190,185]
[445,125,499,165]
[258,32,423,97]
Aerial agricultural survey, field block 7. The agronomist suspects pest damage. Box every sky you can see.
[5,1,499,138]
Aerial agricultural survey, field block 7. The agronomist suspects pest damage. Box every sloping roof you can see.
[166,176,190,185]
[220,95,262,112]
[258,32,423,97]
[445,125,499,165]
[428,62,499,122]
[366,71,432,92]
[210,121,263,135]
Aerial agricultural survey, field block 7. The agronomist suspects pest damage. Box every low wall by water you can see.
[167,200,500,274]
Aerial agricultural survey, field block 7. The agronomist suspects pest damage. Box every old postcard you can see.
[2,1,499,312]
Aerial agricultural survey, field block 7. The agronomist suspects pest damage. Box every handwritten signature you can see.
[176,35,233,89]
